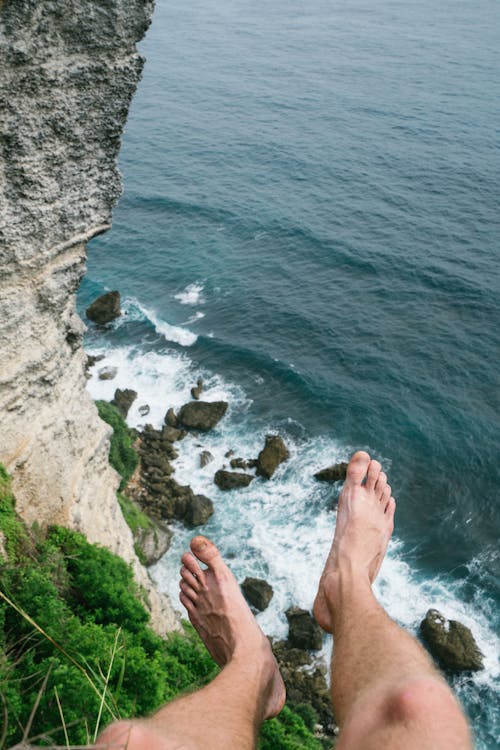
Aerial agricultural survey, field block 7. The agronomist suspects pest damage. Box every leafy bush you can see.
[0,467,324,749]
[96,400,138,489]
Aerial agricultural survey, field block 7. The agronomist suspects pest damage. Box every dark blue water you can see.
[78,0,500,745]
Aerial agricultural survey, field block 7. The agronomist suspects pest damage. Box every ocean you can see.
[78,0,500,745]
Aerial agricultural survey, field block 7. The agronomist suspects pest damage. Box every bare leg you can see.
[97,536,285,750]
[313,451,472,750]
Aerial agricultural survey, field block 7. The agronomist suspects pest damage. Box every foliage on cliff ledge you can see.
[96,399,138,490]
[0,465,323,749]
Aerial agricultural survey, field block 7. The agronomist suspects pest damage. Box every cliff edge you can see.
[0,0,179,632]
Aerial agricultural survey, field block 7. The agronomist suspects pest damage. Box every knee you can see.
[388,677,470,737]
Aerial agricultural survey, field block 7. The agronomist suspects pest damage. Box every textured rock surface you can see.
[177,400,228,431]
[0,0,179,633]
[286,606,323,651]
[314,462,348,482]
[214,469,254,491]
[241,577,274,611]
[420,609,484,671]
[256,434,290,478]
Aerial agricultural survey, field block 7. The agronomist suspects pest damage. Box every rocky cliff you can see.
[0,0,179,632]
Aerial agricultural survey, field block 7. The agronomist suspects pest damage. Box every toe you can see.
[346,451,371,485]
[190,536,224,570]
[386,495,396,519]
[375,472,387,500]
[181,551,207,588]
[180,565,201,591]
[180,579,199,601]
[365,459,382,491]
[179,591,196,615]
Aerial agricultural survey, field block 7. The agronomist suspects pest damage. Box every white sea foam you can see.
[174,282,205,306]
[86,341,499,707]
[137,301,198,346]
[183,311,205,325]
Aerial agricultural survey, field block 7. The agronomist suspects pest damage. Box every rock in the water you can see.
[241,577,274,611]
[162,425,185,442]
[178,400,228,431]
[111,388,137,418]
[420,609,484,671]
[98,366,118,381]
[256,434,290,479]
[314,462,348,482]
[200,450,215,468]
[138,404,150,417]
[214,469,254,490]
[86,353,105,371]
[191,377,204,400]
[225,449,235,458]
[230,457,256,470]
[86,291,121,324]
[184,494,214,527]
[286,606,323,651]
[135,520,172,567]
[164,408,178,427]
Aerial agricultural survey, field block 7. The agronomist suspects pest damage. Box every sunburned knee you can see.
[387,677,471,742]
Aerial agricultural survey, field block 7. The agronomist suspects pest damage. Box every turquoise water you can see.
[79,0,500,745]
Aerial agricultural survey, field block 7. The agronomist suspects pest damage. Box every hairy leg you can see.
[97,537,285,750]
[313,451,472,750]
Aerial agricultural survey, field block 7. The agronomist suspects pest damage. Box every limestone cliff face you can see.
[0,0,179,632]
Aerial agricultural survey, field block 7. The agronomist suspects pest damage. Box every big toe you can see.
[190,535,223,569]
[346,451,371,485]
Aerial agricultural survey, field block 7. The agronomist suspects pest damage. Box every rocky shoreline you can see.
[85,292,486,742]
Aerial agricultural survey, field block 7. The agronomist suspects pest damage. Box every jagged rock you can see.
[134,520,172,566]
[214,469,254,491]
[111,388,137,418]
[165,407,178,427]
[271,639,334,735]
[225,449,235,458]
[184,494,214,527]
[230,457,254,470]
[162,425,185,442]
[200,450,215,468]
[286,606,323,651]
[86,353,105,371]
[241,577,274,611]
[256,434,290,479]
[191,377,204,400]
[420,609,484,671]
[138,404,150,417]
[178,400,228,431]
[86,291,121,324]
[98,366,118,380]
[314,462,348,482]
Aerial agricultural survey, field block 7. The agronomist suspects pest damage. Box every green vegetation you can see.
[96,399,138,490]
[0,464,324,749]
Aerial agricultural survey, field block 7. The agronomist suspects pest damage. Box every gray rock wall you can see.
[0,0,179,633]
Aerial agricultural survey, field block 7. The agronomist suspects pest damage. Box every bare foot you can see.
[179,535,285,719]
[313,451,396,633]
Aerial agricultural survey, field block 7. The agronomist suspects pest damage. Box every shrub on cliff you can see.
[0,466,324,749]
[96,399,138,489]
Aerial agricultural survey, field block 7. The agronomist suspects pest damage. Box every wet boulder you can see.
[184,494,214,527]
[138,404,150,417]
[191,377,204,400]
[164,408,178,427]
[256,434,289,479]
[200,450,215,468]
[86,290,121,324]
[214,469,254,491]
[177,400,228,431]
[420,609,484,671]
[314,462,348,482]
[286,606,323,651]
[111,388,137,419]
[98,366,118,381]
[241,577,274,611]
